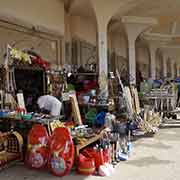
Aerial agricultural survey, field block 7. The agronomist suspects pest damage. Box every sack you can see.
[49,127,74,177]
[25,125,49,170]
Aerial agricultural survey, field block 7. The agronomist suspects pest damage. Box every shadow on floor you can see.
[136,141,172,150]
[0,164,94,180]
[126,156,173,167]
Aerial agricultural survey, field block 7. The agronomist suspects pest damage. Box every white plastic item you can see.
[98,165,111,176]
[104,163,114,174]
[17,93,26,111]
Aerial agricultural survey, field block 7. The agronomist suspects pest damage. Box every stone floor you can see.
[1,128,180,180]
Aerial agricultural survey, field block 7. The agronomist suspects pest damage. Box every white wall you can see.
[0,0,65,35]
[136,46,150,78]
[70,15,97,45]
[111,32,128,58]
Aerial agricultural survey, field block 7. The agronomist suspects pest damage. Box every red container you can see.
[82,148,104,169]
[103,148,111,163]
[78,154,95,175]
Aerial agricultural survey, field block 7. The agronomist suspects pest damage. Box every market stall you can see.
[0,46,162,177]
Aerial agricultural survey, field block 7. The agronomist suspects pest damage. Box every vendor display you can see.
[0,46,163,178]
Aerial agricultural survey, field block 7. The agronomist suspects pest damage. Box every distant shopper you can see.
[37,95,62,117]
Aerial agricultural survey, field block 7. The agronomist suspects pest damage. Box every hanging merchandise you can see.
[31,56,50,70]
[25,125,49,170]
[49,127,74,177]
[10,48,31,64]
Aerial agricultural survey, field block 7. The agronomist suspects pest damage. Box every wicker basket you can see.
[0,131,23,168]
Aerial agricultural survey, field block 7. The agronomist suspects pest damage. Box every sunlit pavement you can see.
[1,128,180,180]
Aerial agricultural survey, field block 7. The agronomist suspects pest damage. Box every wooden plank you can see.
[70,94,82,125]
[133,87,141,115]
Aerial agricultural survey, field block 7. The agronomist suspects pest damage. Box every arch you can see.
[135,37,151,80]
[107,19,128,77]
[64,0,98,68]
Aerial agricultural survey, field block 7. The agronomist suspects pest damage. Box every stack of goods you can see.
[116,70,161,135]
[130,87,161,134]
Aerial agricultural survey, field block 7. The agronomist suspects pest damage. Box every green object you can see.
[85,108,97,126]
[67,84,75,91]
[22,114,32,121]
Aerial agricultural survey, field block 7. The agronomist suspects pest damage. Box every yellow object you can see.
[12,131,23,152]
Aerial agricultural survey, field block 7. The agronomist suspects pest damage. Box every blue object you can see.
[118,152,128,161]
[0,111,9,117]
[175,78,180,93]
[127,142,133,153]
[95,111,106,126]
[153,80,162,88]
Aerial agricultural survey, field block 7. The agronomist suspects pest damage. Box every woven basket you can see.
[0,131,23,168]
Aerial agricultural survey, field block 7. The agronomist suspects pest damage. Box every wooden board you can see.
[131,86,141,115]
[70,94,82,125]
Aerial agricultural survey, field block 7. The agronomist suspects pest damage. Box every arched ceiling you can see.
[62,0,96,20]
[61,0,180,61]
[62,0,180,35]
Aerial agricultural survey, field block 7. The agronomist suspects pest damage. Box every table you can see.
[75,130,105,157]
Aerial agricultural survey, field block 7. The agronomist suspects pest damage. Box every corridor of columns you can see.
[0,0,180,180]
[63,0,180,88]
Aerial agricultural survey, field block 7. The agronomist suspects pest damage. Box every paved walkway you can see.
[1,128,180,180]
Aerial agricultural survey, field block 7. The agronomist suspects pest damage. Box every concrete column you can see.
[96,24,109,98]
[149,43,158,80]
[171,60,175,78]
[122,16,157,84]
[177,65,180,77]
[162,53,168,78]
[61,38,66,66]
[77,40,81,68]
[128,38,136,84]
[98,30,108,76]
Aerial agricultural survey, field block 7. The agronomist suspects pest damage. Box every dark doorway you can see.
[15,68,46,112]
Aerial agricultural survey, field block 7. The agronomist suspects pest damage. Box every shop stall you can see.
[0,46,162,177]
